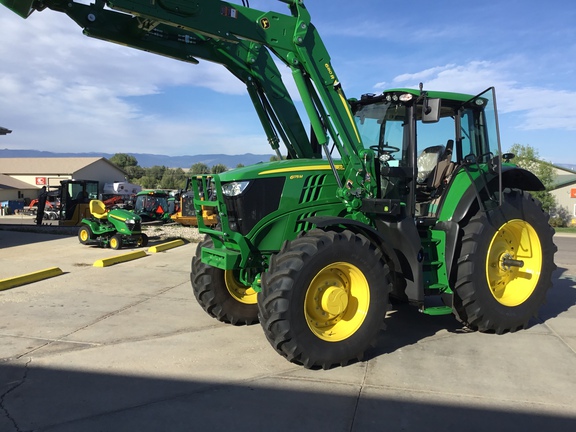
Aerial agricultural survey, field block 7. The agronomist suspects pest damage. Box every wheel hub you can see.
[305,262,370,342]
[321,286,349,315]
[486,219,542,307]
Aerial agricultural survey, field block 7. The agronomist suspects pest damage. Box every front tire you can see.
[454,190,556,333]
[258,230,391,369]
[190,236,259,325]
[110,234,123,250]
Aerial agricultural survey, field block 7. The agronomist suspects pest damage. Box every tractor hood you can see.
[107,208,141,224]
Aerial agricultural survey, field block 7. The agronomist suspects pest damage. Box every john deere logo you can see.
[260,18,270,29]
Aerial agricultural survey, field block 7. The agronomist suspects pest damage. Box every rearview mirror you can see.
[422,98,441,123]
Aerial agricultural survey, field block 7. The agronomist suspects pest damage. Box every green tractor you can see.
[2,0,556,369]
[78,200,148,249]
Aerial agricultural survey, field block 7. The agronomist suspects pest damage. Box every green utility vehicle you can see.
[78,199,148,249]
[2,0,556,369]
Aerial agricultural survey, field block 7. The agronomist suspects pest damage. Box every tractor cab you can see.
[133,190,172,223]
[58,179,99,226]
[352,87,502,219]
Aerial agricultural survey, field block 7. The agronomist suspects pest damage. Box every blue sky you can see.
[1,0,575,164]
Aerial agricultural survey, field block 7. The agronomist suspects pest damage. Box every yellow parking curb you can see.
[148,239,185,253]
[0,267,63,291]
[93,250,147,267]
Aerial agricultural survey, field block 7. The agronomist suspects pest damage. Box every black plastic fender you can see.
[449,166,545,225]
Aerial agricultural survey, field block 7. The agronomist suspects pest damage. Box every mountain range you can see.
[0,149,273,169]
[2,148,576,173]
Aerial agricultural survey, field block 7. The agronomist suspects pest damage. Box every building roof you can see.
[551,164,576,189]
[0,157,125,175]
[0,173,38,190]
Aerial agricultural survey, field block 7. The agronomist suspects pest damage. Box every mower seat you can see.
[89,200,108,220]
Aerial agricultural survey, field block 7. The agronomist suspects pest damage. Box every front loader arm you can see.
[2,0,378,204]
[105,0,378,203]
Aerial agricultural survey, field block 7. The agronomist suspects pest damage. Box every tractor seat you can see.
[417,145,445,185]
[89,199,108,220]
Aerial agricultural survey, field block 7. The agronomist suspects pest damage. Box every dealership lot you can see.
[1,229,575,432]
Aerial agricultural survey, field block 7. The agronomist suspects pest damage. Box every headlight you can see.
[399,93,413,102]
[222,181,250,197]
[126,219,136,225]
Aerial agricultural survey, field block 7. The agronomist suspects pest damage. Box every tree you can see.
[138,175,158,189]
[507,143,555,212]
[269,155,281,162]
[109,153,138,169]
[160,168,187,190]
[211,164,228,174]
[190,162,210,174]
[124,165,145,181]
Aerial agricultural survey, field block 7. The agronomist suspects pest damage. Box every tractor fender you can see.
[501,166,545,191]
[449,166,545,225]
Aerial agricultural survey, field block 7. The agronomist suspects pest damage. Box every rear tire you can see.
[110,234,123,250]
[78,225,93,245]
[190,236,259,325]
[454,190,556,333]
[258,229,391,369]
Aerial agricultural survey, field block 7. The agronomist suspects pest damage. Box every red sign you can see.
[571,188,576,198]
[35,177,47,185]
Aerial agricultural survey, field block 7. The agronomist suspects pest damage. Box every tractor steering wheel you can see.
[370,144,400,155]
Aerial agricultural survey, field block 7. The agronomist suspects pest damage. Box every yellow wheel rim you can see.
[304,262,370,342]
[110,238,119,249]
[486,219,542,307]
[80,229,89,242]
[225,271,257,305]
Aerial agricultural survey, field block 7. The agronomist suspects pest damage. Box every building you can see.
[0,157,127,203]
[550,165,576,223]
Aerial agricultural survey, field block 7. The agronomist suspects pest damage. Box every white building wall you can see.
[551,184,576,220]
[11,174,72,189]
[75,162,126,192]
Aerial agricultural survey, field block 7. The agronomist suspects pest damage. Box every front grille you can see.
[126,221,141,232]
[224,177,285,235]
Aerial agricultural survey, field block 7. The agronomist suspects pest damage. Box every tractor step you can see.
[420,305,453,316]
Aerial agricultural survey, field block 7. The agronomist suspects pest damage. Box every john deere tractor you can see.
[2,0,556,369]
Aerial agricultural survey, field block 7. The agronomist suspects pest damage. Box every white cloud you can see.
[0,11,265,154]
[387,60,576,132]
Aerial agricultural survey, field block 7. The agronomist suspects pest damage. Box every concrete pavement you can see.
[1,229,575,431]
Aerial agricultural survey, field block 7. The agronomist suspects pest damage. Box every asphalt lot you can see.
[0,225,575,432]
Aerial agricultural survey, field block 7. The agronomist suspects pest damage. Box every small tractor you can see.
[133,190,173,223]
[2,0,557,369]
[78,199,148,249]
